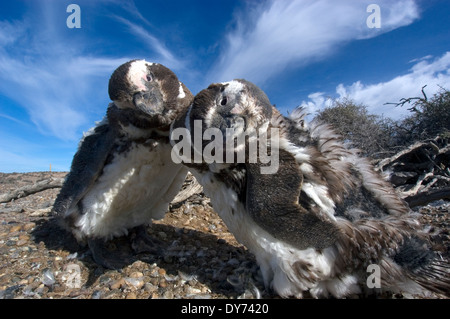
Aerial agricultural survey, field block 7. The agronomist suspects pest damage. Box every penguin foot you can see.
[130,225,165,255]
[87,237,135,270]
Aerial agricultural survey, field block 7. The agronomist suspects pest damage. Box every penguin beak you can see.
[132,91,164,116]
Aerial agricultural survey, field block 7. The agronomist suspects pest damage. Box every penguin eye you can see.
[220,96,228,106]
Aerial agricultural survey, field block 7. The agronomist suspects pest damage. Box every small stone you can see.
[110,278,125,290]
[144,283,157,293]
[125,277,145,289]
[16,239,28,246]
[129,271,144,278]
[9,225,22,233]
[42,269,55,287]
[163,290,174,299]
[159,280,167,288]
[201,286,211,293]
[126,292,137,299]
[91,290,102,299]
[151,292,159,299]
[150,278,158,286]
[188,287,202,294]
[23,223,36,231]
[158,268,166,276]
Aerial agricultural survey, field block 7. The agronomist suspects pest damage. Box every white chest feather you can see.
[75,141,187,239]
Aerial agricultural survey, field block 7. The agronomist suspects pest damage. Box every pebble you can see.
[91,290,103,299]
[144,283,158,293]
[124,277,145,289]
[163,291,174,299]
[159,280,167,288]
[126,292,137,299]
[110,278,125,290]
[129,271,144,278]
[23,223,36,231]
[42,269,55,287]
[149,278,158,286]
[151,292,159,299]
[16,239,28,246]
[158,268,166,276]
[9,225,22,233]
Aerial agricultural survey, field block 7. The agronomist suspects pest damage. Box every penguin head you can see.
[108,60,193,127]
[190,79,273,138]
[172,79,273,164]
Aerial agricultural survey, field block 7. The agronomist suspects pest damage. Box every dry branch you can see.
[0,178,64,203]
[400,171,435,197]
[375,139,440,172]
[375,135,449,206]
[404,187,450,208]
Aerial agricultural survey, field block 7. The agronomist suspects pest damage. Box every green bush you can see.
[314,99,395,158]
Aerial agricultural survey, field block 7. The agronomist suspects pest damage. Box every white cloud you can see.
[113,16,183,70]
[210,0,419,83]
[0,15,128,141]
[300,52,450,119]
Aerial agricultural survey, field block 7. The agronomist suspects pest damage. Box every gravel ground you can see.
[0,172,448,299]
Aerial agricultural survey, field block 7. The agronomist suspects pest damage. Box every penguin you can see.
[170,79,450,298]
[53,60,194,269]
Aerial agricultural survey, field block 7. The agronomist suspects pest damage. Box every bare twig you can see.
[400,170,435,197]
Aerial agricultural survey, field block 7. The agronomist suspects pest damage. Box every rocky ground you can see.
[0,172,449,299]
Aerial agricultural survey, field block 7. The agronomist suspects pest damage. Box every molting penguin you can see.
[53,60,193,269]
[170,79,450,298]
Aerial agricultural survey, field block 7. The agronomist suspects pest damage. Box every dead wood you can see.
[405,187,450,208]
[375,135,449,205]
[0,177,65,203]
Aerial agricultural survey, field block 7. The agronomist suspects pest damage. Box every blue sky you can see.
[0,0,449,172]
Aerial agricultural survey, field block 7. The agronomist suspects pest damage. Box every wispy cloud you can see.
[210,0,420,83]
[113,15,183,70]
[300,52,450,119]
[0,8,127,141]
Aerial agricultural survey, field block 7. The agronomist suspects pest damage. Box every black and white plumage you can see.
[171,79,450,298]
[53,60,193,267]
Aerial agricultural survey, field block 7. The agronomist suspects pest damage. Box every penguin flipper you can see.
[245,148,340,250]
[53,121,116,218]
